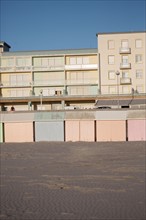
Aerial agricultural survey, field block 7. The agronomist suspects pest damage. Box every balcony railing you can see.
[120,77,132,85]
[0,81,31,87]
[0,79,98,88]
[0,65,64,72]
[65,64,98,70]
[119,47,131,54]
[33,65,64,71]
[120,63,131,69]
[0,64,98,72]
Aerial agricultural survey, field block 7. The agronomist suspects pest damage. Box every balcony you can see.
[0,66,33,72]
[0,78,99,89]
[33,65,64,71]
[119,47,131,54]
[120,77,132,85]
[120,63,131,69]
[0,81,31,88]
[65,79,98,86]
[0,65,64,72]
[65,64,98,70]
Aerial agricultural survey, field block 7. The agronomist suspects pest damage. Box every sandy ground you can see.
[0,141,146,220]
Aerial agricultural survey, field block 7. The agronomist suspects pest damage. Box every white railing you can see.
[0,64,98,72]
[0,65,64,72]
[0,79,98,88]
[120,63,131,69]
[65,64,98,70]
[119,47,131,54]
[0,81,31,87]
[120,77,131,84]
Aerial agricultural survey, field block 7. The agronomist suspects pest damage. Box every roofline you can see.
[0,41,11,48]
[96,30,146,37]
[1,48,98,56]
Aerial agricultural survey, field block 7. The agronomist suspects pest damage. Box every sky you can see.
[0,0,146,51]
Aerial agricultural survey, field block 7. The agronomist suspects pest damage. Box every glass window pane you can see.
[135,55,142,63]
[108,56,114,64]
[136,40,142,48]
[136,70,143,78]
[77,57,82,64]
[83,57,89,64]
[108,71,115,80]
[2,58,14,67]
[55,57,63,66]
[122,55,128,64]
[70,57,76,65]
[121,40,128,48]
[33,58,41,66]
[42,58,48,66]
[49,58,55,66]
[122,71,129,78]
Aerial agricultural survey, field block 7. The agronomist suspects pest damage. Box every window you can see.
[121,40,129,48]
[33,58,41,66]
[108,40,115,49]
[1,58,14,67]
[54,57,64,66]
[122,55,128,64]
[108,55,115,64]
[42,58,49,66]
[33,57,63,68]
[77,57,82,65]
[135,55,142,63]
[49,58,55,66]
[9,74,30,86]
[16,57,31,66]
[83,57,89,64]
[136,70,143,79]
[122,71,129,78]
[109,86,116,94]
[70,57,76,65]
[69,56,89,65]
[108,71,115,80]
[135,39,142,48]
[10,90,29,97]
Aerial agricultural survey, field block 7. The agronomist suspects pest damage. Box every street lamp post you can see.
[116,71,120,108]
[40,89,43,110]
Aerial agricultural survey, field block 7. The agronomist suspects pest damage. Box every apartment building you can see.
[0,46,98,110]
[0,31,145,111]
[97,31,146,95]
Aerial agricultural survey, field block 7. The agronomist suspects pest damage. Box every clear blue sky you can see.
[0,0,146,51]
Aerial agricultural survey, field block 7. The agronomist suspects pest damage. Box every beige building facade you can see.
[97,31,146,95]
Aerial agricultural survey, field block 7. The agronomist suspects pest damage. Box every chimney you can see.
[0,41,11,52]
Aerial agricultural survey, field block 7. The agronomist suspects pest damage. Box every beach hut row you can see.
[0,119,146,143]
[0,110,145,142]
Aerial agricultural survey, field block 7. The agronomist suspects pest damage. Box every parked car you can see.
[95,106,111,109]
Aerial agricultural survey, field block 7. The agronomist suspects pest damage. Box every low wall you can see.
[0,109,145,142]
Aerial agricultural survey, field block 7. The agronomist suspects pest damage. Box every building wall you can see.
[98,32,146,94]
